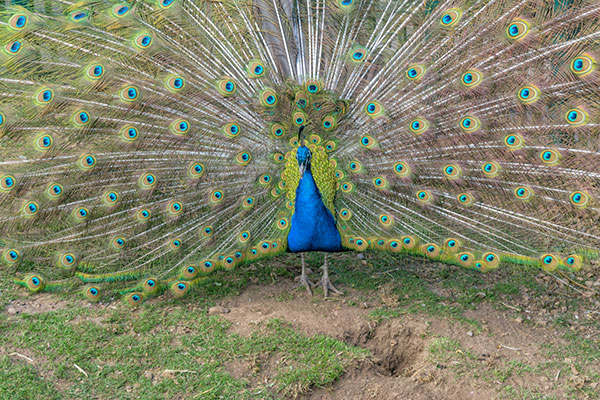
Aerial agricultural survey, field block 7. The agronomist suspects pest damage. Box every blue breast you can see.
[287,168,342,253]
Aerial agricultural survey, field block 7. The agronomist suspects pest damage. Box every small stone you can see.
[475,292,486,299]
[467,331,474,337]
[208,306,230,315]
[357,253,365,260]
[6,307,17,315]
[515,317,523,323]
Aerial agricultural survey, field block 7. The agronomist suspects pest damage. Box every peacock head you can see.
[296,125,311,178]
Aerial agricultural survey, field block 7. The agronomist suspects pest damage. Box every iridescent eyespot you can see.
[102,191,119,205]
[443,164,462,179]
[0,112,4,128]
[273,153,285,163]
[34,133,53,152]
[85,63,105,80]
[34,87,54,105]
[364,101,383,117]
[9,14,28,30]
[334,170,345,180]
[143,277,159,293]
[138,173,157,189]
[136,208,151,221]
[387,239,401,253]
[201,259,215,272]
[289,137,299,147]
[165,75,185,92]
[277,218,289,229]
[440,8,461,27]
[457,192,474,206]
[423,243,440,258]
[4,40,22,55]
[120,125,139,142]
[111,237,126,250]
[187,162,204,178]
[481,162,500,177]
[348,160,362,173]
[460,116,480,133]
[0,174,15,192]
[514,185,533,201]
[482,252,500,268]
[444,238,460,253]
[517,84,540,104]
[295,91,308,109]
[260,89,278,107]
[126,293,143,306]
[322,115,337,131]
[247,60,266,78]
[170,281,189,297]
[379,214,393,227]
[373,176,388,189]
[506,19,530,40]
[350,45,368,62]
[223,255,236,269]
[72,207,89,222]
[258,241,271,254]
[570,190,590,208]
[217,77,236,96]
[406,64,426,80]
[235,151,251,165]
[394,161,411,177]
[158,0,176,8]
[460,70,482,88]
[539,149,560,165]
[72,110,91,127]
[239,231,250,243]
[119,85,139,102]
[182,264,198,280]
[169,238,182,250]
[77,154,96,170]
[26,275,44,292]
[339,208,352,220]
[570,54,595,77]
[539,254,558,272]
[69,10,88,22]
[305,80,321,94]
[565,107,588,126]
[85,286,101,302]
[564,254,582,271]
[353,236,368,252]
[504,134,524,150]
[341,182,354,193]
[292,111,307,126]
[401,235,418,250]
[171,119,190,136]
[360,135,376,148]
[457,252,474,268]
[57,252,77,270]
[271,124,285,138]
[2,249,19,264]
[242,196,255,209]
[134,33,153,49]
[409,118,429,135]
[210,189,224,203]
[199,226,213,238]
[337,0,354,9]
[416,190,432,204]
[111,4,130,17]
[46,183,63,200]
[259,174,271,185]
[167,200,183,216]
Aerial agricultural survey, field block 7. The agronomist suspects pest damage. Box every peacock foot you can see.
[294,274,314,295]
[318,271,343,298]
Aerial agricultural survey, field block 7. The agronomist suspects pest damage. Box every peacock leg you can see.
[319,254,343,298]
[294,253,314,295]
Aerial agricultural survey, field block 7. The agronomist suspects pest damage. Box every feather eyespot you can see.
[416,190,432,204]
[34,133,53,152]
[167,200,183,216]
[210,189,224,203]
[2,249,20,265]
[0,174,15,192]
[136,209,151,222]
[111,237,126,250]
[444,238,461,253]
[72,207,89,222]
[85,64,105,80]
[34,87,54,105]
[158,0,176,9]
[239,231,250,243]
[125,293,144,306]
[72,110,91,127]
[339,208,352,220]
[187,162,204,178]
[341,182,354,193]
[217,77,236,96]
[564,255,582,271]
[277,218,289,229]
[565,108,588,126]
[335,170,345,180]
[236,151,251,165]
[443,164,462,179]
[539,149,560,165]
[388,240,401,253]
[165,75,185,92]
[481,162,500,177]
[406,64,426,80]
[305,80,321,94]
[8,14,28,30]
[169,239,182,250]
[170,281,189,297]
[440,9,461,27]
[247,60,266,78]
[364,101,383,117]
[85,286,101,302]
[111,4,130,17]
[138,173,157,189]
[409,118,428,135]
[570,54,595,77]
[423,244,440,258]
[143,277,160,293]
[457,192,474,206]
[401,235,418,250]
[134,34,153,49]
[514,186,533,201]
[460,116,480,133]
[260,89,278,107]
[379,214,393,227]
[57,253,77,270]
[201,259,215,272]
[102,191,119,206]
[293,111,307,126]
[69,10,88,22]
[119,85,140,102]
[171,119,190,136]
[271,124,285,138]
[181,264,198,280]
[20,200,37,216]
[457,252,474,268]
[539,254,558,271]
[26,275,44,292]
[120,125,139,142]
[4,40,22,55]
[78,154,96,171]
[259,174,271,185]
[482,252,500,269]
[360,135,376,148]
[373,176,388,189]
[570,191,590,208]
[242,196,255,209]
[394,162,411,177]
[337,0,354,9]
[517,85,540,104]
[350,46,368,62]
[506,19,530,40]
[460,70,482,88]
[504,134,524,150]
[348,160,362,173]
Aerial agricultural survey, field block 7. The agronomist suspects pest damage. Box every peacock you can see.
[1,0,599,304]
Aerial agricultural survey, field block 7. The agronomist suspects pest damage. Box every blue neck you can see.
[287,167,342,253]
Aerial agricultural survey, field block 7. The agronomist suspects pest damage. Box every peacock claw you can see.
[294,275,314,295]
[318,273,343,298]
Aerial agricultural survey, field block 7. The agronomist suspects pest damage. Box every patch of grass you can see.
[427,336,476,378]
